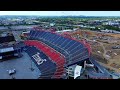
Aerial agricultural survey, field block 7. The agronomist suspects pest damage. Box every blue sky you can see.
[0,11,120,16]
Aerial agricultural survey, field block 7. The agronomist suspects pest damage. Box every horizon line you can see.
[0,15,120,17]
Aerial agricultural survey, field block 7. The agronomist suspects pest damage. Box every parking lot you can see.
[0,52,41,79]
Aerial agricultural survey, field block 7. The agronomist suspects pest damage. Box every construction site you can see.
[68,29,120,73]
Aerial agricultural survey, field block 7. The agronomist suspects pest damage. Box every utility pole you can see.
[30,59,34,71]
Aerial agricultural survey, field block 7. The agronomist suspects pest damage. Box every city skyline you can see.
[0,11,120,16]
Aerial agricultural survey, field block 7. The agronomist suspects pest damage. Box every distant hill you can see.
[0,15,120,18]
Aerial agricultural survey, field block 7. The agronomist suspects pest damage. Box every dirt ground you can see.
[71,30,120,73]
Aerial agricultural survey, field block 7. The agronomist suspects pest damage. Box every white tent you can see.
[74,65,82,79]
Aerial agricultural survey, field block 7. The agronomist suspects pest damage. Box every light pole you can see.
[30,59,34,71]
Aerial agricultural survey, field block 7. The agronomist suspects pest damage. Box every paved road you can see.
[90,57,110,74]
[98,61,120,73]
[0,27,8,30]
[0,52,40,79]
[0,25,39,31]
[10,25,39,30]
[12,31,22,41]
[87,57,112,78]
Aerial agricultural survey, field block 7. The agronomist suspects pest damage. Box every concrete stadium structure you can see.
[24,27,112,79]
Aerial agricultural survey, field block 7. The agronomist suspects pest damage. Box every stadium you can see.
[23,27,112,79]
[0,27,112,79]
